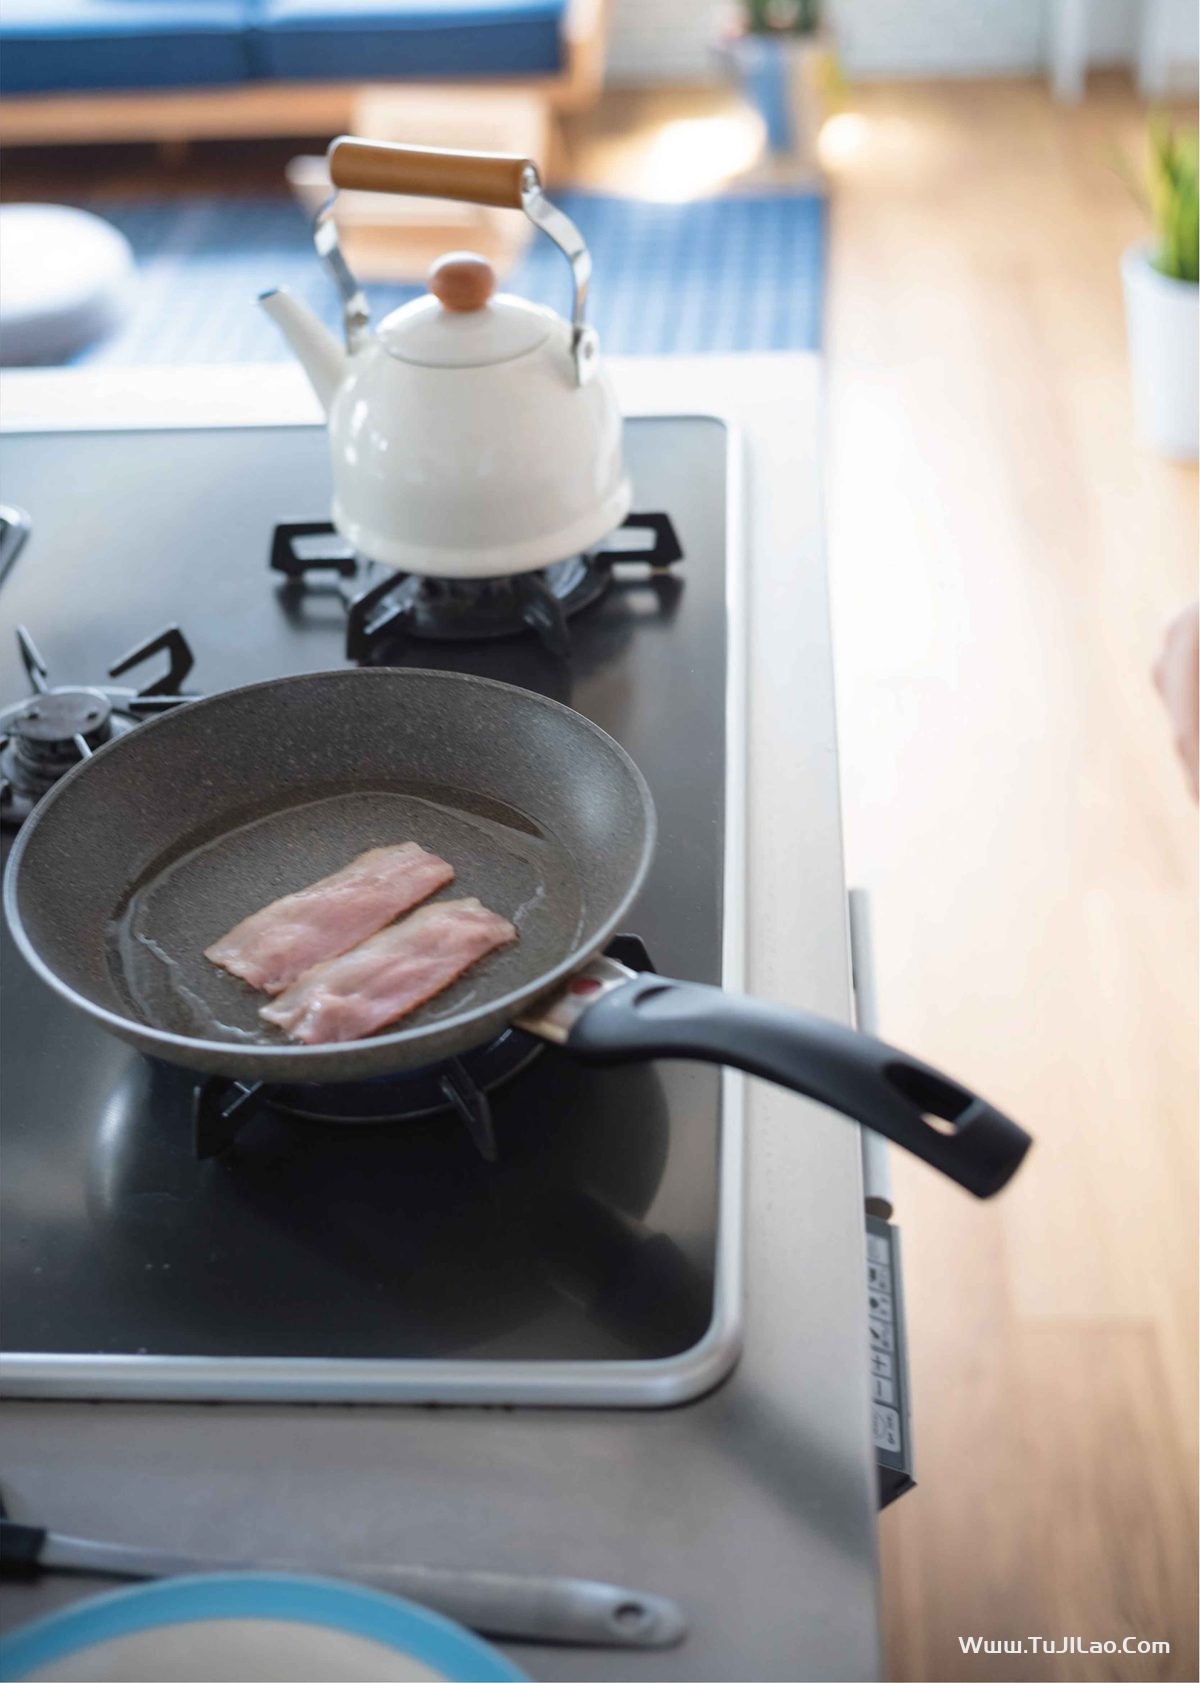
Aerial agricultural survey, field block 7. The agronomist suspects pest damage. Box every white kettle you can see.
[260,138,630,579]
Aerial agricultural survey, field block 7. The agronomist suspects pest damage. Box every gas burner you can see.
[345,556,614,662]
[192,935,656,1164]
[193,1028,543,1164]
[270,513,684,662]
[0,625,199,827]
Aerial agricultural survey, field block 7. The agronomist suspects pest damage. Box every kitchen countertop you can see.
[0,356,881,1682]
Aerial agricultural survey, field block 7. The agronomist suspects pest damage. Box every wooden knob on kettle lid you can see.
[428,252,496,313]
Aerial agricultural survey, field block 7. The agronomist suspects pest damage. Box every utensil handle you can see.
[0,1520,47,1576]
[23,1530,686,1650]
[327,138,534,209]
[359,1566,686,1648]
[567,976,1031,1198]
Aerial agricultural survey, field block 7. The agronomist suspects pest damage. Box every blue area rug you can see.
[73,190,825,364]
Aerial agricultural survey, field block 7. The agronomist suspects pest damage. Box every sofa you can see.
[0,0,605,145]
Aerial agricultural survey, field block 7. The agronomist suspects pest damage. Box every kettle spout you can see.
[259,287,345,414]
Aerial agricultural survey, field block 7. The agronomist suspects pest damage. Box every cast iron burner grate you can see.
[270,514,683,661]
[193,934,655,1163]
[0,625,199,827]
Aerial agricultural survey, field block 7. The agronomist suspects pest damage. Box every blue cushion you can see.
[254,0,567,82]
[0,1,255,95]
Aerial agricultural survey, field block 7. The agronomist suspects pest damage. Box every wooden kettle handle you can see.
[327,138,535,210]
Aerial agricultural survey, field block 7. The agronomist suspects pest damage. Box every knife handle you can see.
[0,1520,47,1576]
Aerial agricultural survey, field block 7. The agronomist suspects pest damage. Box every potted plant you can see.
[1121,117,1198,460]
[714,2,825,159]
[743,0,820,29]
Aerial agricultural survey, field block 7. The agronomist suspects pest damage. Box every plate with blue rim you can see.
[0,1572,529,1682]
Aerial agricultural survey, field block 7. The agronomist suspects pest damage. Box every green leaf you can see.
[1145,112,1199,283]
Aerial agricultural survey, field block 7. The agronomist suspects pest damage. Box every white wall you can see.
[605,0,716,84]
[831,0,1196,80]
[831,0,1043,77]
[604,0,1199,85]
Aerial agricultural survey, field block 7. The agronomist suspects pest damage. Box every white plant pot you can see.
[1121,242,1199,461]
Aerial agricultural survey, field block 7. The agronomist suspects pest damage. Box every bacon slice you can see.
[260,896,518,1045]
[205,843,454,995]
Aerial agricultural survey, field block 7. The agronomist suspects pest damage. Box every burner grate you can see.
[191,935,656,1163]
[0,625,199,827]
[270,514,684,661]
[192,1029,540,1164]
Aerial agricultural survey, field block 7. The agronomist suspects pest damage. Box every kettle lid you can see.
[377,252,554,369]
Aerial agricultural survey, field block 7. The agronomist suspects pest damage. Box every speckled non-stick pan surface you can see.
[4,669,655,1082]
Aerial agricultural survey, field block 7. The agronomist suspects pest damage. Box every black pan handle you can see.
[566,975,1031,1198]
[0,1520,48,1577]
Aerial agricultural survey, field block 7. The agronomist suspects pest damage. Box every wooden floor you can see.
[817,75,1198,1683]
[4,70,1196,1683]
[574,73,1198,1683]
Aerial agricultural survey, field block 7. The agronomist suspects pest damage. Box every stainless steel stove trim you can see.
[0,414,746,1409]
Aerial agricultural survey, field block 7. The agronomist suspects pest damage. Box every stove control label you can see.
[868,1315,895,1354]
[872,1403,903,1454]
[866,1215,914,1503]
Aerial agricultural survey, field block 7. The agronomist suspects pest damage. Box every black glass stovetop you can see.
[0,417,728,1371]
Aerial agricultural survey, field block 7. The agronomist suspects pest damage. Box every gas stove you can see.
[271,512,683,662]
[0,625,197,826]
[0,416,743,1406]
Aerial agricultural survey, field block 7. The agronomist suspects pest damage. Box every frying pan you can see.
[3,668,1031,1198]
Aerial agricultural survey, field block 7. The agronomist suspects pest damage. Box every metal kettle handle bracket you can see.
[318,137,598,384]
